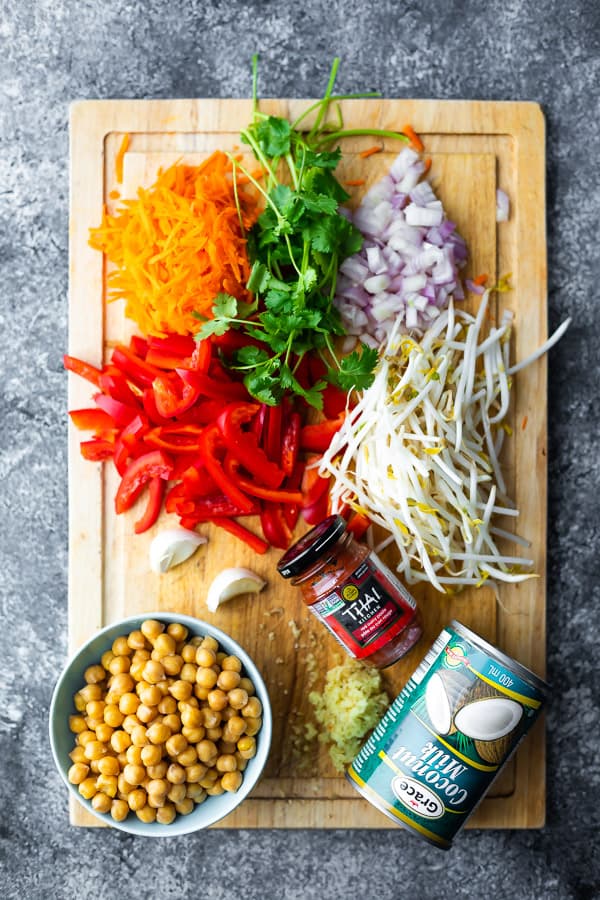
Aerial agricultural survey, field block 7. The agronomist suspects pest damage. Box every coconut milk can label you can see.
[391,776,444,819]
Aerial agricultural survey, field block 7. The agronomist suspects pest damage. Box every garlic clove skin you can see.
[206,567,266,613]
[149,528,207,574]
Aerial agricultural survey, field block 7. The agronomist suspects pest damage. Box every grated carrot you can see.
[89,151,260,337]
[109,190,121,200]
[521,415,528,430]
[359,146,382,159]
[345,178,366,186]
[423,157,432,174]
[114,134,130,184]
[402,124,424,153]
[473,273,489,286]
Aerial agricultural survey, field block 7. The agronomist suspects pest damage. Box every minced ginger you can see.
[309,659,390,771]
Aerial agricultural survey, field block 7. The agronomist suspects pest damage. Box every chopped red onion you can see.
[335,147,467,343]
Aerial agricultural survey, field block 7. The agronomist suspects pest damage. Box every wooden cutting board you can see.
[68,98,547,829]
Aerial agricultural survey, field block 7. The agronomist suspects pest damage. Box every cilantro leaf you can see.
[301,147,342,170]
[279,364,324,411]
[255,116,292,157]
[335,344,379,391]
[195,317,232,340]
[234,345,272,368]
[244,368,283,406]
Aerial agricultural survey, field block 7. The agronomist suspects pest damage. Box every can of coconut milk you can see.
[346,621,549,848]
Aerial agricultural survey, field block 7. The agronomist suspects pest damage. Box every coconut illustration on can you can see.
[346,621,549,848]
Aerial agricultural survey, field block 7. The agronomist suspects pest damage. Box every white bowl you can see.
[49,612,272,836]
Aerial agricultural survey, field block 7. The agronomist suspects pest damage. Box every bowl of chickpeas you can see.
[49,613,272,835]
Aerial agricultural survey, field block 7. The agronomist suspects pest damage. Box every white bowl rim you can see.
[49,611,273,836]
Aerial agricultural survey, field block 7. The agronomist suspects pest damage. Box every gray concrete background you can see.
[1,0,598,897]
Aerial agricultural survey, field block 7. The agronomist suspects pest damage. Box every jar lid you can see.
[277,514,347,578]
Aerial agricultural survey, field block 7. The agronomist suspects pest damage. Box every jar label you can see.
[308,554,416,658]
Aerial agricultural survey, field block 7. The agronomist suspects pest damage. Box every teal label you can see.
[347,625,547,847]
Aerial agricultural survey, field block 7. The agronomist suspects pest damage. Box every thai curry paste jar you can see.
[277,515,422,668]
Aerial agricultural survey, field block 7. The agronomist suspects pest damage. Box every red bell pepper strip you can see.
[175,400,225,426]
[189,337,212,373]
[346,511,371,540]
[152,372,203,418]
[282,461,305,532]
[149,334,196,357]
[217,402,284,489]
[63,355,103,388]
[115,450,173,514]
[112,346,162,388]
[302,488,330,525]
[145,348,190,370]
[94,394,140,428]
[69,408,116,434]
[281,412,301,477]
[260,503,291,550]
[198,425,255,513]
[265,404,283,463]
[113,414,149,476]
[300,414,346,453]
[80,439,115,461]
[129,335,149,359]
[301,458,330,508]
[322,383,349,419]
[98,372,141,407]
[224,455,303,505]
[210,517,269,555]
[145,427,203,454]
[251,403,268,443]
[179,369,248,402]
[142,388,173,426]
[168,492,259,521]
[134,477,165,534]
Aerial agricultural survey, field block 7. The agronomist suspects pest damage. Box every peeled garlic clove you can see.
[149,528,207,574]
[206,567,266,613]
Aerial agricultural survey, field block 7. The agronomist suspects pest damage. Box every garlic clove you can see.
[206,567,266,613]
[149,528,207,574]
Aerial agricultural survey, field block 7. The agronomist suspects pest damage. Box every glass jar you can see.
[277,515,423,668]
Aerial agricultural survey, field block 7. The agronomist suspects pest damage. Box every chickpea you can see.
[136,805,157,823]
[166,763,186,785]
[239,677,255,696]
[189,636,203,647]
[141,744,162,767]
[110,730,131,754]
[69,746,87,765]
[181,644,197,664]
[244,717,262,737]
[108,655,130,676]
[69,715,87,734]
[217,670,240,692]
[206,783,224,797]
[235,753,248,772]
[180,696,199,710]
[180,706,203,729]
[110,798,129,822]
[145,761,167,780]
[96,755,120,777]
[237,736,256,759]
[221,771,243,793]
[122,715,141,735]
[195,647,216,668]
[68,763,90,785]
[167,782,187,803]
[91,792,112,814]
[111,635,132,657]
[169,680,193,701]
[84,741,107,762]
[185,763,207,783]
[216,754,237,773]
[79,684,103,704]
[85,716,104,732]
[141,619,165,642]
[241,697,262,719]
[176,747,197,768]
[146,722,171,745]
[182,725,205,743]
[193,686,210,702]
[73,692,87,712]
[126,745,143,766]
[127,630,147,650]
[127,788,147,811]
[131,725,149,748]
[96,774,118,798]
[156,803,176,824]
[199,769,219,788]
[162,714,181,734]
[227,688,248,710]
[186,783,206,803]
[162,655,183,677]
[76,730,96,747]
[180,663,197,684]
[158,696,177,715]
[117,752,129,769]
[165,734,188,757]
[216,651,227,665]
[167,622,188,642]
[200,635,219,652]
[175,798,194,815]
[119,692,140,716]
[197,740,218,765]
[195,667,218,690]
[225,715,246,738]
[101,650,115,671]
[104,704,125,728]
[136,704,158,725]
[129,659,147,682]
[84,664,106,684]
[202,708,221,729]
[89,759,102,774]
[147,778,169,797]
[207,689,228,712]
[85,699,105,720]
[117,773,135,795]
[153,633,176,657]
[142,660,165,685]
[139,683,162,706]
[219,740,237,756]
[221,655,242,673]
[110,673,134,697]
[205,727,222,742]
[95,723,114,744]
[78,777,98,800]
[123,764,146,786]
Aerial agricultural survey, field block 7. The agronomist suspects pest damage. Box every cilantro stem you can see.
[324,334,341,369]
[315,127,410,147]
[308,57,340,141]
[290,92,380,131]
[229,157,245,236]
[251,54,259,116]
[285,152,299,190]
[239,129,278,187]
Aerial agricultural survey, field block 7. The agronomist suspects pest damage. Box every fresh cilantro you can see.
[335,345,380,391]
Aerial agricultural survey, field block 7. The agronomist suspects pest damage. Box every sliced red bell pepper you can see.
[322,383,349,419]
[251,403,268,443]
[149,334,196,357]
[224,455,303,504]
[145,425,203,454]
[153,372,203,418]
[129,335,149,359]
[98,372,141,407]
[300,413,346,453]
[282,461,305,532]
[265,404,283,463]
[94,394,140,428]
[302,488,330,525]
[80,439,115,461]
[179,369,248,402]
[134,477,165,534]
[281,412,301,477]
[198,425,255,513]
[175,399,225,426]
[346,510,371,540]
[301,458,330,508]
[189,337,212,373]
[210,516,269,555]
[113,414,149,476]
[142,388,173,426]
[168,492,259,521]
[69,408,116,434]
[115,450,173,514]
[260,503,291,550]
[217,402,284,489]
[63,355,103,388]
[145,348,189,370]
[112,346,162,388]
